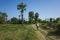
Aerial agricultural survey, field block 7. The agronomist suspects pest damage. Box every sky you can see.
[0,0,60,20]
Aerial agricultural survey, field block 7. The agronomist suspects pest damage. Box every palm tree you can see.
[29,11,34,24]
[35,12,39,23]
[17,3,26,25]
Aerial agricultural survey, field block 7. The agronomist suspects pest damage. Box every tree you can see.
[11,17,18,24]
[50,18,52,22]
[17,3,26,25]
[2,12,8,23]
[29,11,34,24]
[35,12,39,23]
[0,12,8,24]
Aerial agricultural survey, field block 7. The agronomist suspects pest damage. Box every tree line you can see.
[0,11,39,24]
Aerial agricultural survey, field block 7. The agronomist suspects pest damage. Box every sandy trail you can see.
[31,24,47,40]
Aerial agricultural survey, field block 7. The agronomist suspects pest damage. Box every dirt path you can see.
[31,24,47,40]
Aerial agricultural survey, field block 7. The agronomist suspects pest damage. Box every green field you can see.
[0,24,37,40]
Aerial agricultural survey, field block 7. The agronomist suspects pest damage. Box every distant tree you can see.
[29,11,34,24]
[50,18,53,22]
[17,3,26,25]
[11,17,18,24]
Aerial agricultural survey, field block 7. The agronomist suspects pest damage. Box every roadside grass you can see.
[0,24,37,40]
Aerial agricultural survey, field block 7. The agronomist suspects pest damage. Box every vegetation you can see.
[11,17,18,24]
[0,24,37,40]
[29,11,34,24]
[0,12,8,24]
[17,3,26,25]
[35,12,39,23]
[0,2,60,40]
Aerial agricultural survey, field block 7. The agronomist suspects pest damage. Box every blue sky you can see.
[0,0,60,20]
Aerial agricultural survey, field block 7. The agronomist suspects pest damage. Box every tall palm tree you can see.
[17,3,26,25]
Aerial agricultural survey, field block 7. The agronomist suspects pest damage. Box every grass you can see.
[0,24,37,40]
[5,37,12,40]
[0,24,20,31]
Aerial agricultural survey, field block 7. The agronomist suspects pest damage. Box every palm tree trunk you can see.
[21,10,24,26]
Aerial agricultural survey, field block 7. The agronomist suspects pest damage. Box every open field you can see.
[0,24,60,40]
[0,24,37,40]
